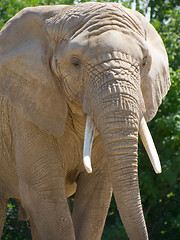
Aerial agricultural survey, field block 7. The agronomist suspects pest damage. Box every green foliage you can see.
[0,0,76,29]
[1,0,179,239]
[102,195,128,240]
[151,8,180,71]
[2,199,31,240]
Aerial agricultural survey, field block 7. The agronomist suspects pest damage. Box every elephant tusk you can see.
[139,117,162,174]
[83,116,95,173]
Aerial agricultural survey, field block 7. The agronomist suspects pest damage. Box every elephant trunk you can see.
[99,112,148,239]
[83,57,149,239]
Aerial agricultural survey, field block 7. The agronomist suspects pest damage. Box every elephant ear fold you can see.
[0,6,68,137]
[134,11,171,122]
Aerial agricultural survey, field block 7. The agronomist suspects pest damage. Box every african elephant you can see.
[0,2,170,240]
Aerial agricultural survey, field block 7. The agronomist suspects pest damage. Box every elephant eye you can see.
[72,57,81,67]
[142,56,147,66]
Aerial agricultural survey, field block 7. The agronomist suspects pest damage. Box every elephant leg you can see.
[72,162,112,240]
[19,165,75,240]
[30,218,41,240]
[14,122,75,240]
[0,198,8,237]
[19,181,75,240]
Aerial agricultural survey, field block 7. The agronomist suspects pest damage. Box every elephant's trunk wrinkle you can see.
[86,51,139,73]
[93,80,139,98]
[86,79,140,123]
[102,92,139,109]
[95,108,139,135]
[84,53,141,120]
[95,105,148,239]
[104,114,139,126]
[105,139,138,151]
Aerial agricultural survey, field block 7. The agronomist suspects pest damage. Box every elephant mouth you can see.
[83,115,161,174]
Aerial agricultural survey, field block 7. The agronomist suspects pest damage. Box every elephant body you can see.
[0,2,170,240]
[0,96,111,239]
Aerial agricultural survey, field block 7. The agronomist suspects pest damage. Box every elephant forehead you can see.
[69,30,144,62]
[57,2,145,41]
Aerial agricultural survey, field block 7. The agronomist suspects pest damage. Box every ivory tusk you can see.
[83,116,95,173]
[139,117,162,174]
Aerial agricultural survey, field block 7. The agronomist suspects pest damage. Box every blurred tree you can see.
[0,0,179,239]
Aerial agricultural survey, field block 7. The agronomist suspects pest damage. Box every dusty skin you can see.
[0,2,170,240]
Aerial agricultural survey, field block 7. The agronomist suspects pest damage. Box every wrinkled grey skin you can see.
[0,2,170,240]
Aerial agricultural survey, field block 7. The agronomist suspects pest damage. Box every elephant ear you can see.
[134,11,171,122]
[0,6,69,137]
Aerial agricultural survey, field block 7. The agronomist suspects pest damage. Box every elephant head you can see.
[0,3,170,239]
